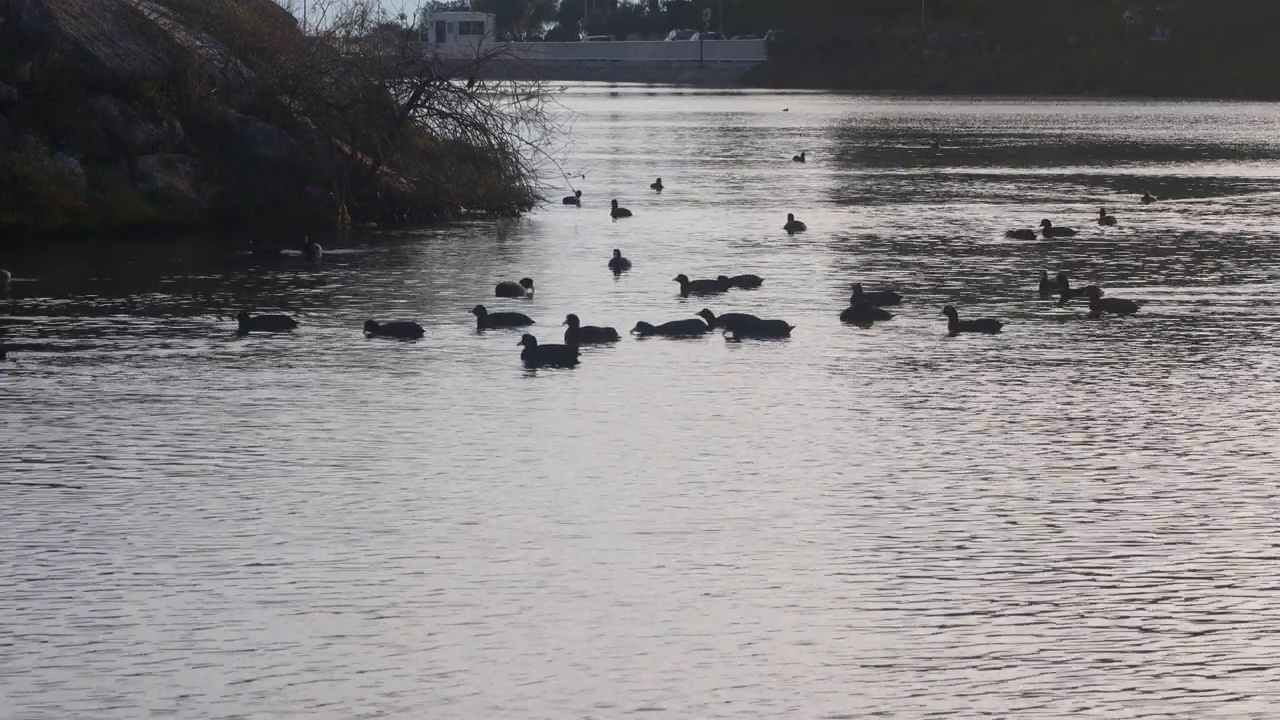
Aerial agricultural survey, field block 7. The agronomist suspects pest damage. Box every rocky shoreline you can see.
[0,0,538,240]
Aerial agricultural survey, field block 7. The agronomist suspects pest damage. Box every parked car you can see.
[664,29,697,41]
[731,34,759,40]
[690,31,726,41]
[582,35,612,41]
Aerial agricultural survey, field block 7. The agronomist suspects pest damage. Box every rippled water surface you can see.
[6,87,1280,719]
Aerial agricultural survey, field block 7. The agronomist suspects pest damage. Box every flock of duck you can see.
[0,160,1155,367]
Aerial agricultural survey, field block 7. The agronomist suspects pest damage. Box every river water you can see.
[4,86,1280,718]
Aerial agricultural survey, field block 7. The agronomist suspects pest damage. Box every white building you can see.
[421,11,496,45]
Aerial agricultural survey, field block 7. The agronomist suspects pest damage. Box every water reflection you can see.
[4,87,1280,719]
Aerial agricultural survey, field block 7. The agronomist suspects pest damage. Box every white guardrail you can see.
[418,39,768,63]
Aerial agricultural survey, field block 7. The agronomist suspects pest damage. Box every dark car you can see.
[690,31,726,41]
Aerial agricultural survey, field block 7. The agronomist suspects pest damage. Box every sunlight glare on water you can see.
[4,85,1280,718]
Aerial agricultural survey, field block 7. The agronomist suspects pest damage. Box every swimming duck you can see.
[363,320,425,339]
[563,314,620,346]
[611,199,632,219]
[696,309,763,334]
[495,278,534,298]
[1040,219,1078,238]
[236,310,298,334]
[563,190,582,205]
[1038,269,1061,297]
[519,334,579,368]
[472,305,535,330]
[1056,273,1104,305]
[793,151,806,163]
[727,318,795,340]
[930,137,942,151]
[650,177,664,192]
[1097,208,1117,226]
[250,237,282,257]
[674,274,729,297]
[630,318,710,338]
[716,274,764,290]
[1086,287,1140,318]
[840,301,893,325]
[941,306,1002,335]
[1006,228,1037,241]
[784,213,807,234]
[1141,191,1157,204]
[609,249,632,272]
[850,283,902,307]
[300,237,323,260]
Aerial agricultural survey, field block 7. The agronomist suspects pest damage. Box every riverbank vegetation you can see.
[0,0,557,240]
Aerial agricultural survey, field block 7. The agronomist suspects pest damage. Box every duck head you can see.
[1084,286,1104,299]
[1040,219,1053,228]
[941,306,959,321]
[612,249,623,259]
[611,199,619,209]
[575,190,582,198]
[696,309,716,324]
[787,213,796,222]
[716,275,731,284]
[1039,269,1049,281]
[519,278,534,292]
[363,320,380,334]
[236,310,251,322]
[851,283,864,297]
[517,334,538,348]
[563,313,580,328]
[673,274,690,284]
[631,321,656,336]
[1056,271,1070,288]
[471,305,488,317]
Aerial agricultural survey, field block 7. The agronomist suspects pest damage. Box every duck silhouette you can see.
[472,305,534,330]
[840,301,892,325]
[1086,287,1140,318]
[696,309,763,333]
[1038,270,1061,297]
[563,314,620,346]
[608,249,632,273]
[630,318,710,338]
[850,283,901,307]
[236,310,297,334]
[726,318,794,340]
[519,334,579,368]
[611,199,632,219]
[1006,228,1037,241]
[1056,273,1104,306]
[650,177,664,192]
[941,305,1002,336]
[495,278,534,298]
[1040,219,1078,238]
[717,274,764,290]
[792,151,806,162]
[563,190,582,205]
[364,320,425,339]
[674,274,729,297]
[1097,208,1118,226]
[784,213,807,234]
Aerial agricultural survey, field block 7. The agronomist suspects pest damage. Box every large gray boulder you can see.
[221,111,301,161]
[52,152,86,189]
[4,0,295,94]
[136,153,207,207]
[88,95,184,154]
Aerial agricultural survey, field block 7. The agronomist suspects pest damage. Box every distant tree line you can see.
[413,0,1280,96]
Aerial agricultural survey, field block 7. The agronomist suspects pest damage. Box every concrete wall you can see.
[419,39,767,64]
